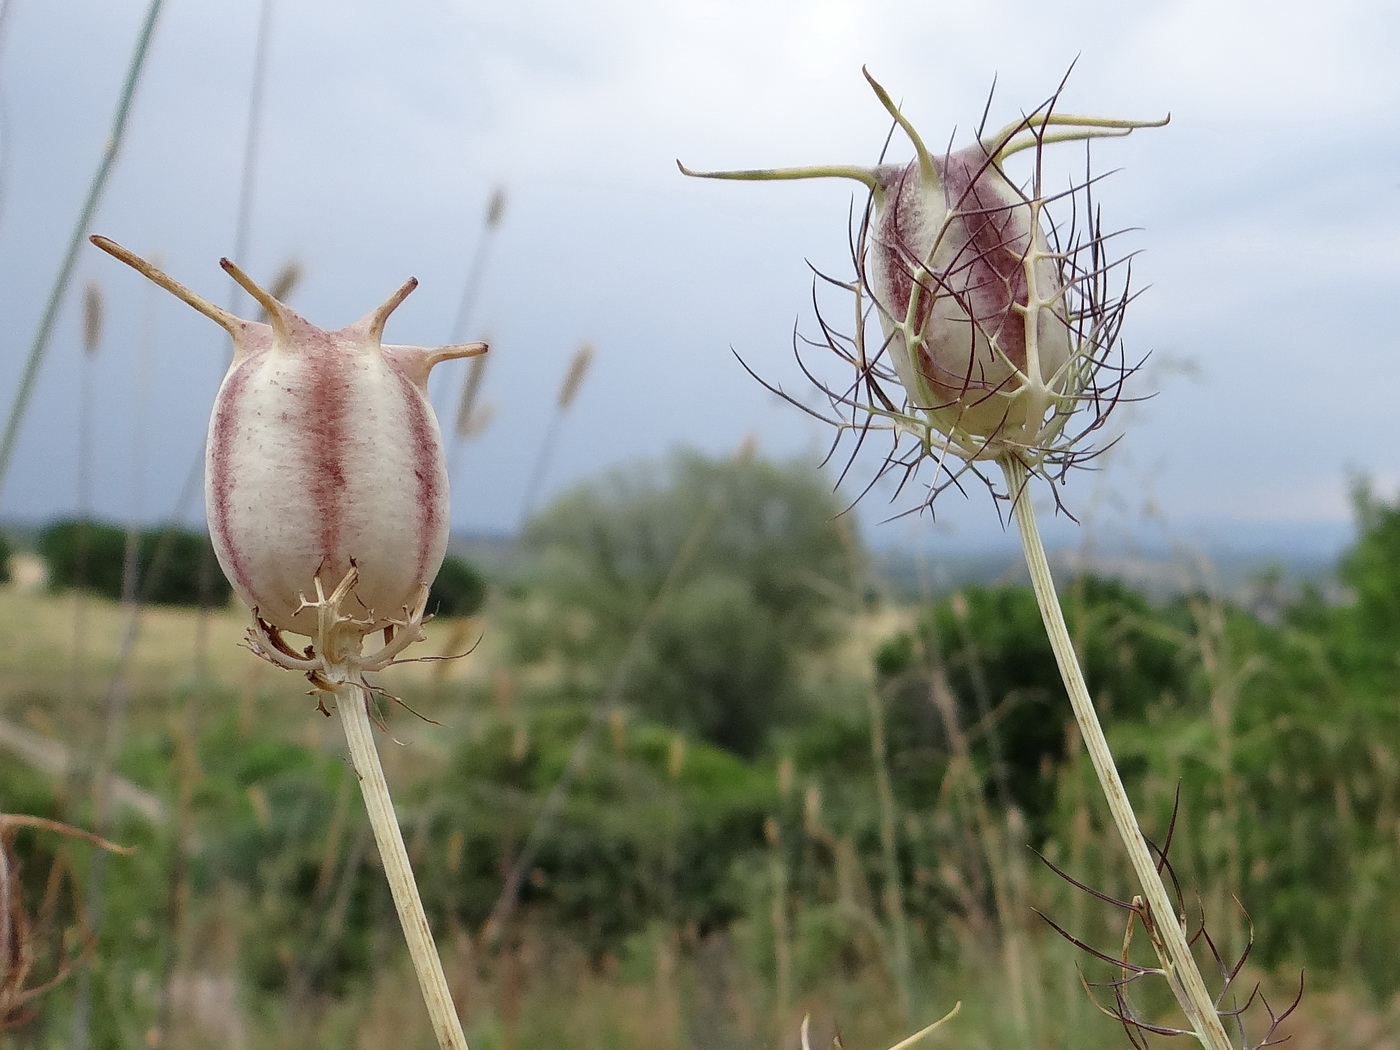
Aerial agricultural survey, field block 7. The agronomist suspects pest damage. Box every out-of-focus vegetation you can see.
[428,554,488,620]
[3,451,1399,1048]
[507,451,857,756]
[36,518,233,607]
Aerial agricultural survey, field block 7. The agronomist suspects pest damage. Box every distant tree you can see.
[508,450,859,755]
[428,554,487,618]
[37,518,232,607]
[37,520,127,597]
[1334,479,1400,683]
[0,529,11,585]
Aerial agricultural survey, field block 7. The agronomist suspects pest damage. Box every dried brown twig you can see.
[0,815,131,1031]
[1032,790,1302,1048]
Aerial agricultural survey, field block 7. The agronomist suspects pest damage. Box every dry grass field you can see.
[3,556,1399,1049]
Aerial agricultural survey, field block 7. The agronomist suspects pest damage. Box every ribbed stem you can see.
[334,682,469,1050]
[999,455,1232,1050]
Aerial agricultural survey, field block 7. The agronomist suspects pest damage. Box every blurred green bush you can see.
[870,575,1192,835]
[414,704,778,956]
[36,518,232,607]
[507,450,859,756]
[428,552,487,618]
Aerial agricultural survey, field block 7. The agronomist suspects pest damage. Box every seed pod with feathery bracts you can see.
[681,70,1166,502]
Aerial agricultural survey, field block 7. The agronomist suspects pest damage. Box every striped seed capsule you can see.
[91,236,487,640]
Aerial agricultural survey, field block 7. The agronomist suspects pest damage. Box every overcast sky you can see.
[0,0,1395,556]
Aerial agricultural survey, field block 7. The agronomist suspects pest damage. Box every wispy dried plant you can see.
[1034,791,1302,1048]
[517,341,596,523]
[0,815,130,1032]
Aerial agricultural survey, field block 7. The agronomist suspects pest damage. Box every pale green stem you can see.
[0,0,165,504]
[999,455,1233,1050]
[333,681,469,1050]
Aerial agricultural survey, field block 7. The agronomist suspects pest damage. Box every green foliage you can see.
[1099,598,1400,992]
[873,576,1193,830]
[859,514,1400,994]
[119,704,376,997]
[629,574,793,754]
[508,450,858,756]
[0,528,12,584]
[23,479,1400,1043]
[36,518,232,607]
[1340,480,1400,626]
[1331,478,1400,687]
[429,553,487,618]
[412,703,779,955]
[38,518,127,597]
[1,734,172,1049]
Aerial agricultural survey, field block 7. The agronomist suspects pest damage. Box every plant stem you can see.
[0,0,165,504]
[334,681,469,1050]
[999,455,1232,1050]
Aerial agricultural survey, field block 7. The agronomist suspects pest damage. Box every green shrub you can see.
[120,706,375,997]
[874,576,1194,832]
[414,704,778,955]
[428,553,487,618]
[37,519,127,597]
[37,518,232,607]
[508,450,858,755]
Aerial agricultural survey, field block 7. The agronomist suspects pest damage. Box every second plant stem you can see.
[334,681,469,1050]
[999,455,1232,1050]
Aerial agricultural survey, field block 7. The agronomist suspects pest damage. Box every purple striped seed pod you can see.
[865,142,1072,442]
[91,236,487,638]
[682,70,1164,495]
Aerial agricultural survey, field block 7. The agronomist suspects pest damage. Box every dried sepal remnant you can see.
[245,562,431,710]
[1033,795,1303,1049]
[89,236,488,641]
[681,70,1164,512]
[1,816,131,1031]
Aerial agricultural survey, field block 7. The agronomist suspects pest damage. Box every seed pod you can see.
[865,141,1073,441]
[681,70,1165,485]
[90,236,487,638]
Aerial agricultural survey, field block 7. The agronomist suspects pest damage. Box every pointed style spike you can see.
[361,277,420,344]
[677,159,882,191]
[90,236,241,333]
[986,112,1171,159]
[862,67,937,186]
[422,340,488,366]
[382,341,489,389]
[998,126,1136,159]
[220,257,292,341]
